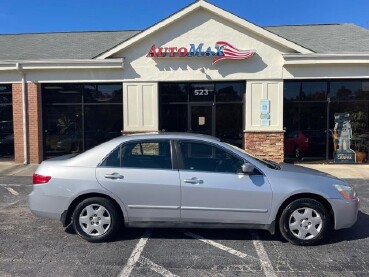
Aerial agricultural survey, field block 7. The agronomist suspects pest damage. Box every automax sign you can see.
[146,41,256,64]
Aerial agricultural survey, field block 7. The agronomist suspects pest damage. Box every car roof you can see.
[66,132,221,167]
[122,132,221,141]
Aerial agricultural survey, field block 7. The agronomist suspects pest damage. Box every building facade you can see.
[1,0,369,164]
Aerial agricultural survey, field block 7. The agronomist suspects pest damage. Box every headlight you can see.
[333,184,356,200]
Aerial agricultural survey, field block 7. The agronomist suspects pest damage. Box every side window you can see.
[179,141,244,173]
[100,146,122,167]
[121,141,172,169]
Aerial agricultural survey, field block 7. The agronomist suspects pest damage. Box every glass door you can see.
[190,104,214,136]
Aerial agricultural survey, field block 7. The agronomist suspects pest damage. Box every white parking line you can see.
[139,256,179,277]
[0,200,20,210]
[0,184,32,187]
[4,187,19,196]
[183,231,260,262]
[118,229,152,277]
[250,230,277,277]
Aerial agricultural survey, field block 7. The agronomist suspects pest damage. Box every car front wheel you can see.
[279,198,331,246]
[72,197,122,242]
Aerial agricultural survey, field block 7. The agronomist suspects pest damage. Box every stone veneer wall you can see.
[244,131,284,163]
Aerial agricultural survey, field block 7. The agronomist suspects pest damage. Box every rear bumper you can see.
[329,197,359,230]
[28,189,68,221]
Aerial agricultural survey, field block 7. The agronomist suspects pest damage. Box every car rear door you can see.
[177,140,272,224]
[96,139,180,223]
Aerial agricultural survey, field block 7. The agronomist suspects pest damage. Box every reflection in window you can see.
[284,79,369,163]
[42,83,123,159]
[179,141,243,173]
[120,141,172,169]
[0,85,14,159]
[159,82,244,148]
[284,81,327,101]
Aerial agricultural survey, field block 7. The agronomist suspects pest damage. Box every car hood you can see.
[277,163,340,180]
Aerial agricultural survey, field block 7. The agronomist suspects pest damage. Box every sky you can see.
[0,0,368,34]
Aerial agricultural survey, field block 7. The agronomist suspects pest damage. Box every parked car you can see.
[29,133,359,246]
[284,130,328,159]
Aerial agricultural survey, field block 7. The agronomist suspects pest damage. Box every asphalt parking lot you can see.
[1,169,369,276]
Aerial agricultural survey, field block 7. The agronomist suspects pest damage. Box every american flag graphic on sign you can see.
[212,41,256,64]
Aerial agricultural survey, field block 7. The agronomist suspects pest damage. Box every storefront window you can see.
[42,83,123,159]
[0,85,14,160]
[159,82,244,147]
[159,83,188,103]
[284,80,369,163]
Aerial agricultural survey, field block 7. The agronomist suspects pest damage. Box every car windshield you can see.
[226,143,281,170]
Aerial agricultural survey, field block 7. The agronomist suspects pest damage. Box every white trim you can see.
[0,58,124,71]
[284,54,369,65]
[96,0,312,59]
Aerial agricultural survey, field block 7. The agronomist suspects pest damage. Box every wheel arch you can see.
[62,192,125,227]
[274,193,335,232]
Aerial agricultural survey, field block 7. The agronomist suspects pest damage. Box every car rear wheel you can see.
[279,198,331,246]
[72,197,122,242]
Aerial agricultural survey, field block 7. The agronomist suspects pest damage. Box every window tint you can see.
[179,141,243,173]
[101,141,172,169]
[101,146,122,167]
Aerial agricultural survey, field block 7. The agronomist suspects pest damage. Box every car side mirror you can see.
[241,162,255,174]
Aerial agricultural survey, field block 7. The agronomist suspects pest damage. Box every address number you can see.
[194,89,209,96]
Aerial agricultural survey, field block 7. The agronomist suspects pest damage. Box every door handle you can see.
[104,173,124,180]
[184,177,204,185]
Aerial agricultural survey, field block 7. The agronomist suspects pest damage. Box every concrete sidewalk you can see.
[298,164,369,179]
[0,162,38,177]
[0,161,368,179]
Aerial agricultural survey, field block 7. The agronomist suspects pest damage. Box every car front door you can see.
[96,139,180,223]
[177,140,272,224]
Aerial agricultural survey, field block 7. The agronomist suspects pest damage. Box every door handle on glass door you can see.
[184,177,204,184]
[104,173,124,180]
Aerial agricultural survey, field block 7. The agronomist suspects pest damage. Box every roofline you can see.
[0,30,141,36]
[265,23,345,28]
[96,0,313,59]
[0,58,124,71]
[284,53,369,65]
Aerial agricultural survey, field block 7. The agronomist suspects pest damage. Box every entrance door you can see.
[190,104,214,136]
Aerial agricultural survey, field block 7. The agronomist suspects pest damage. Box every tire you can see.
[72,197,122,242]
[279,198,331,246]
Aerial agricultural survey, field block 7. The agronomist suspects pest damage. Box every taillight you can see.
[33,174,51,185]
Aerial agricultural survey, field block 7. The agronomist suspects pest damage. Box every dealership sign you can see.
[146,41,256,64]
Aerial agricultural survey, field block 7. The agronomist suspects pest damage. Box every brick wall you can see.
[244,131,284,163]
[27,83,43,163]
[12,83,43,164]
[12,84,24,163]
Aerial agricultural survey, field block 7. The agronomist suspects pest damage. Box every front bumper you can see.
[329,197,359,230]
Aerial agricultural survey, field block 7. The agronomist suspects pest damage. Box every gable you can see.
[109,8,301,81]
[97,0,312,59]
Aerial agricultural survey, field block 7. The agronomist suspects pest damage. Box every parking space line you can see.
[118,229,152,277]
[250,230,277,277]
[4,187,19,196]
[183,231,260,262]
[0,184,32,187]
[0,200,20,210]
[139,256,179,277]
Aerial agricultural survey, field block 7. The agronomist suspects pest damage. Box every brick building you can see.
[1,0,369,164]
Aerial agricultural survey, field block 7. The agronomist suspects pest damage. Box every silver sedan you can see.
[29,133,359,245]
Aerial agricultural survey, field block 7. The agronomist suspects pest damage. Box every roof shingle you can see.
[0,23,368,60]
